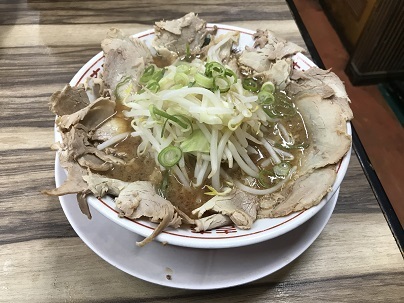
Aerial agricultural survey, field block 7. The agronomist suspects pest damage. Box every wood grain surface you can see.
[0,1,403,302]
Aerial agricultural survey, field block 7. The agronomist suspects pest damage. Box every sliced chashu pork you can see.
[49,84,90,116]
[287,67,353,121]
[259,166,336,218]
[256,67,352,218]
[193,214,233,232]
[43,159,92,219]
[206,31,240,64]
[101,28,153,91]
[238,29,304,73]
[82,174,182,247]
[44,95,126,217]
[152,12,208,60]
[56,97,115,131]
[238,30,302,89]
[295,93,351,178]
[192,189,259,230]
[255,58,293,90]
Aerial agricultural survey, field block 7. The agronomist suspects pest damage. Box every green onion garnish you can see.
[157,169,170,198]
[242,78,260,92]
[145,80,160,93]
[257,91,275,105]
[158,145,182,168]
[205,61,226,77]
[177,64,190,74]
[151,68,166,82]
[184,43,192,62]
[149,105,189,129]
[258,169,277,188]
[273,162,291,177]
[225,68,238,84]
[194,73,214,89]
[214,75,231,93]
[139,65,155,84]
[174,73,189,86]
[261,81,275,94]
[114,76,132,101]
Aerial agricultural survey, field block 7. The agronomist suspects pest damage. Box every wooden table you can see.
[1,1,403,301]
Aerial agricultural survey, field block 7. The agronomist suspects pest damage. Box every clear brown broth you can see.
[98,102,307,217]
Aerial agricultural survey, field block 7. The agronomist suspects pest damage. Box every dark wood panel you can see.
[346,1,404,84]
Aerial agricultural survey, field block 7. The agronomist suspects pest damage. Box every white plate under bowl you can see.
[56,154,340,290]
[61,24,351,249]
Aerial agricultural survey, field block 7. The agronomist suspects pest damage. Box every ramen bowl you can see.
[60,24,352,249]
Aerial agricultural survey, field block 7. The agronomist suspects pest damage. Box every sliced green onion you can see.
[114,76,133,101]
[160,118,170,137]
[145,80,160,93]
[139,65,155,84]
[225,68,237,83]
[205,61,226,77]
[261,81,275,93]
[173,114,193,132]
[157,169,170,198]
[214,75,231,93]
[184,43,192,62]
[262,105,277,119]
[257,91,275,105]
[194,73,214,89]
[171,84,183,90]
[151,68,166,82]
[149,105,188,129]
[258,169,277,188]
[177,64,190,74]
[273,162,291,177]
[158,145,182,168]
[242,78,260,92]
[174,73,189,86]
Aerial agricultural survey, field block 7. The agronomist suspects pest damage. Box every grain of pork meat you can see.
[256,68,352,218]
[192,189,259,229]
[82,174,182,247]
[194,214,233,232]
[44,95,125,218]
[238,29,304,72]
[152,12,208,61]
[259,166,337,218]
[238,30,303,89]
[101,28,153,91]
[49,84,90,116]
[287,67,353,120]
[206,31,240,64]
[294,94,351,178]
[43,159,92,218]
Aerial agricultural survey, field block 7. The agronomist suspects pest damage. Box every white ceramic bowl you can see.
[63,24,351,249]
